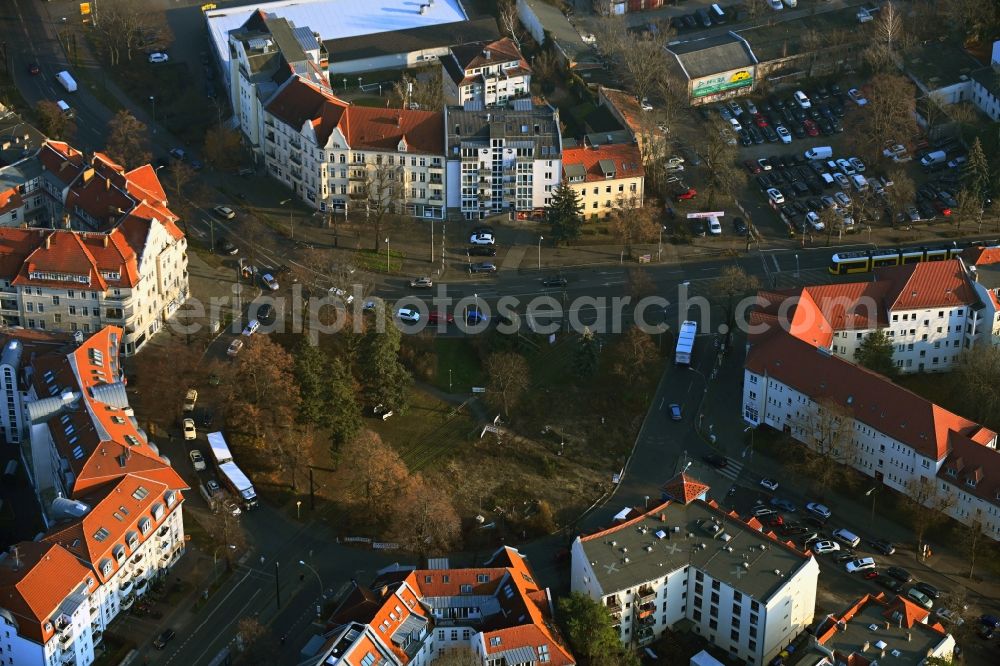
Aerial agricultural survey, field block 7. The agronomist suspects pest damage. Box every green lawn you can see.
[354,248,405,273]
[433,338,486,393]
[373,389,475,472]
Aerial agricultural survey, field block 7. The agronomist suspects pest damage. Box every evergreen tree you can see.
[574,328,600,378]
[965,137,990,202]
[557,593,634,665]
[854,330,898,378]
[360,310,412,412]
[294,339,328,424]
[546,183,584,242]
[325,358,361,449]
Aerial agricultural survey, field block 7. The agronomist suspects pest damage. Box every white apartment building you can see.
[0,144,189,355]
[445,102,562,220]
[570,474,819,666]
[742,327,1000,540]
[301,547,575,665]
[0,326,188,666]
[442,38,532,107]
[227,11,330,158]
[754,260,989,374]
[262,77,446,218]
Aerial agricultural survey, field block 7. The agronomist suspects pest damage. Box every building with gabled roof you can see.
[302,546,575,666]
[561,141,644,220]
[262,76,446,218]
[0,326,187,666]
[0,143,188,355]
[571,473,819,665]
[666,32,758,106]
[750,259,988,374]
[442,37,531,108]
[809,593,955,664]
[743,317,1000,541]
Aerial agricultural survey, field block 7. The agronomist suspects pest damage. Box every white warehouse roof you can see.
[206,0,468,70]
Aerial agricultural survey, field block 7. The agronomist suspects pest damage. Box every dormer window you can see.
[946,467,957,478]
[100,559,113,575]
[164,491,176,507]
[113,545,126,562]
[139,517,151,535]
[966,477,978,488]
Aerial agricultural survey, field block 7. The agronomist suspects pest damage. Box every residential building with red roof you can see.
[0,326,188,665]
[442,37,532,107]
[597,87,657,155]
[743,318,1000,541]
[964,246,1000,346]
[571,473,819,665]
[263,76,446,219]
[302,546,575,666]
[809,593,955,663]
[445,102,561,220]
[561,142,644,220]
[751,260,989,374]
[0,144,187,355]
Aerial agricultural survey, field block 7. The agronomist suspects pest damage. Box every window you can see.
[693,610,702,621]
[709,619,718,630]
[731,629,740,641]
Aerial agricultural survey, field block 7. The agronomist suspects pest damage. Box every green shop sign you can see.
[692,69,754,97]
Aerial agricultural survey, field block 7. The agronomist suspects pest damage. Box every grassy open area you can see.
[373,389,477,472]
[433,338,487,393]
[355,247,405,273]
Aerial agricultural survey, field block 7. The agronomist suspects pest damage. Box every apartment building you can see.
[263,77,446,218]
[227,10,330,157]
[742,325,1000,540]
[445,101,562,220]
[810,593,955,663]
[442,37,532,107]
[561,142,644,220]
[0,326,188,666]
[301,546,574,665]
[0,145,189,355]
[753,260,989,374]
[963,245,1000,346]
[570,474,819,665]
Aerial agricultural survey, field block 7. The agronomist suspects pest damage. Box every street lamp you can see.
[658,225,666,262]
[743,425,755,459]
[298,560,326,617]
[385,237,390,273]
[213,544,236,574]
[865,486,879,526]
[280,198,295,240]
[296,500,302,520]
[537,235,544,270]
[794,253,800,278]
[149,96,155,122]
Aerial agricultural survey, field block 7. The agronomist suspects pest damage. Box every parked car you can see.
[760,478,779,491]
[241,319,260,337]
[867,539,895,556]
[875,576,904,593]
[806,502,831,520]
[767,188,785,204]
[812,540,840,554]
[675,187,697,201]
[469,232,495,245]
[226,338,244,357]
[845,557,876,573]
[183,388,198,413]
[776,125,792,143]
[914,582,940,599]
[182,418,196,441]
[848,88,868,105]
[469,262,497,274]
[669,404,682,421]
[153,629,176,649]
[223,498,242,517]
[327,286,354,304]
[214,205,236,220]
[189,449,206,471]
[708,217,722,235]
[148,52,169,64]
[733,217,748,234]
[216,238,238,255]
[886,566,912,583]
[907,587,933,610]
[260,273,279,291]
[541,276,568,287]
[794,90,812,109]
[396,308,420,324]
[770,498,797,512]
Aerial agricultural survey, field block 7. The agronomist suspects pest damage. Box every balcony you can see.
[93,630,103,646]
[348,172,367,181]
[637,627,655,646]
[289,154,302,166]
[120,594,135,611]
[429,175,442,184]
[89,604,99,617]
[119,580,134,597]
[60,650,75,665]
[135,577,149,596]
[59,630,74,646]
[637,585,656,603]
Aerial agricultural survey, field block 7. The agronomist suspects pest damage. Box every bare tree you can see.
[390,475,461,555]
[901,476,957,555]
[788,398,860,496]
[203,127,242,172]
[620,31,674,104]
[954,347,1000,426]
[485,352,531,418]
[106,110,152,168]
[353,162,404,252]
[92,0,161,65]
[336,430,411,530]
[35,101,76,141]
[702,126,747,208]
[390,71,443,110]
[714,266,760,328]
[610,195,658,258]
[590,13,628,62]
[875,1,904,54]
[885,168,916,222]
[497,0,524,52]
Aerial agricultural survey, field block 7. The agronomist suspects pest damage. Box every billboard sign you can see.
[691,68,754,98]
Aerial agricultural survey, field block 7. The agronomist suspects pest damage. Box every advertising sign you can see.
[692,68,754,98]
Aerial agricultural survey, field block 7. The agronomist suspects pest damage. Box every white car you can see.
[708,218,722,235]
[806,502,832,519]
[812,540,840,554]
[768,0,783,9]
[241,319,260,336]
[223,498,242,517]
[183,418,197,441]
[805,211,825,231]
[745,100,759,115]
[396,308,420,324]
[776,125,792,144]
[227,339,244,357]
[261,273,279,291]
[907,588,933,610]
[148,52,169,64]
[836,158,856,176]
[729,117,743,133]
[848,157,866,172]
[882,144,906,158]
[844,557,876,573]
[189,449,206,471]
[183,388,198,413]
[848,88,868,106]
[834,191,852,207]
[760,478,779,491]
[328,286,355,304]
[469,232,495,245]
[794,90,811,109]
[833,172,850,189]
[766,188,785,204]
[640,97,653,111]
[214,206,236,220]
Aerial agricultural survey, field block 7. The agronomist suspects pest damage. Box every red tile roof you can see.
[878,260,976,310]
[661,472,709,504]
[939,429,1000,506]
[745,332,978,460]
[0,541,95,645]
[452,37,529,72]
[0,187,23,216]
[961,245,1000,266]
[266,77,444,155]
[562,143,644,184]
[599,87,644,138]
[37,141,85,186]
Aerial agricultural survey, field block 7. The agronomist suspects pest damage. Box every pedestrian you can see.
[280,634,287,646]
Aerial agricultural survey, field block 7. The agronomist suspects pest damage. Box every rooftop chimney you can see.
[485,49,491,60]
[44,234,51,250]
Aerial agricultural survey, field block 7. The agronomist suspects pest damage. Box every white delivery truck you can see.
[207,431,234,466]
[675,320,698,366]
[56,71,78,93]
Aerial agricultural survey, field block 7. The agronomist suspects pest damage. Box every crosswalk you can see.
[716,458,744,482]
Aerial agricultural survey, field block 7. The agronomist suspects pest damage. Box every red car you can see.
[933,200,952,216]
[744,159,762,174]
[427,311,454,325]
[803,120,819,137]
[28,63,40,76]
[754,113,769,128]
[764,514,784,528]
[675,188,697,201]
[863,570,880,580]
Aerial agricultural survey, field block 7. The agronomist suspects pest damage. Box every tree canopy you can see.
[854,330,898,378]
[547,183,584,242]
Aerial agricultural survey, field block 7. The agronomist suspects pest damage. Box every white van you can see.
[920,150,947,168]
[782,0,797,7]
[56,100,74,118]
[851,174,869,192]
[804,146,833,160]
[711,3,727,23]
[832,528,861,548]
